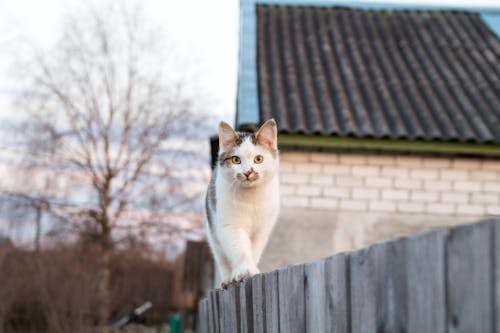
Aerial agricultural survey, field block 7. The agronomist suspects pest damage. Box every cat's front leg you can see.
[212,245,233,287]
[217,225,259,283]
[251,225,272,265]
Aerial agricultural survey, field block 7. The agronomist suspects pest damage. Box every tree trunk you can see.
[98,228,112,333]
[35,206,41,253]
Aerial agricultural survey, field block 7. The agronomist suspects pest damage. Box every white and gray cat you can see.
[205,119,280,287]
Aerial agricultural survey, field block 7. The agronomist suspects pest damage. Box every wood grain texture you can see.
[325,253,349,333]
[349,245,380,333]
[252,273,265,333]
[494,220,500,333]
[350,240,412,332]
[264,270,280,333]
[218,284,239,332]
[198,298,208,333]
[380,238,407,332]
[209,290,220,333]
[239,277,253,333]
[446,221,493,333]
[405,229,447,333]
[305,259,326,333]
[278,264,306,333]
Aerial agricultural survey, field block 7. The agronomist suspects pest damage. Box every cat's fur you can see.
[205,119,280,287]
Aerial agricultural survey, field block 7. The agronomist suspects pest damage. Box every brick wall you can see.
[280,151,500,217]
[260,151,499,271]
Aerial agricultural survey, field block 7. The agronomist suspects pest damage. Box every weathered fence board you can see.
[495,220,500,333]
[239,277,253,333]
[405,229,447,333]
[218,284,239,332]
[324,253,349,333]
[278,264,305,333]
[446,221,493,333]
[380,239,408,332]
[198,298,208,333]
[208,290,219,333]
[305,259,326,333]
[264,270,280,333]
[349,245,379,332]
[251,273,265,333]
[199,218,500,333]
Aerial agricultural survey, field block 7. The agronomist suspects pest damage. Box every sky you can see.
[0,0,239,130]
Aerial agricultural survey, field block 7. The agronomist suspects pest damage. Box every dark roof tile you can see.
[254,5,500,143]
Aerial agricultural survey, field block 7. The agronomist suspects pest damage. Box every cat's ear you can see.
[218,121,239,152]
[256,119,277,150]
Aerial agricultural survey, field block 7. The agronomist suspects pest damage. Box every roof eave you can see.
[278,134,500,158]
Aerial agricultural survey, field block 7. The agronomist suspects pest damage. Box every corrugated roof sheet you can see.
[255,5,500,143]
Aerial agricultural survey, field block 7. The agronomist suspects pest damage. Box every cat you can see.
[205,119,280,287]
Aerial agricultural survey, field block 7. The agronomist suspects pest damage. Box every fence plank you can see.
[205,292,213,333]
[264,270,280,333]
[305,259,326,333]
[279,264,305,333]
[239,277,253,333]
[405,229,447,333]
[381,238,408,332]
[198,299,208,333]
[351,239,409,332]
[495,220,500,333]
[209,290,220,333]
[218,285,239,332]
[252,273,265,333]
[349,245,380,333]
[447,221,493,333]
[325,253,349,333]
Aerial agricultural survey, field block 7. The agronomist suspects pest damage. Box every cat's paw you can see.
[230,265,259,284]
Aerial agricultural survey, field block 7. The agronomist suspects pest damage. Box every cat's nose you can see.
[243,170,252,178]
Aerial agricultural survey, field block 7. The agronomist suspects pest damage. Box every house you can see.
[230,0,500,272]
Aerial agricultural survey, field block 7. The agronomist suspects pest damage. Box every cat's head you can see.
[217,119,279,188]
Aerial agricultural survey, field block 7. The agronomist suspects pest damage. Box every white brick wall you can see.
[280,152,500,216]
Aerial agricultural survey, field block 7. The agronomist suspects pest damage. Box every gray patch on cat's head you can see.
[217,119,279,166]
[218,132,257,167]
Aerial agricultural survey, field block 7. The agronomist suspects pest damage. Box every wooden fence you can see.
[198,218,500,333]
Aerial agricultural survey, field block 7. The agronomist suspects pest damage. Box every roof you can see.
[237,2,500,144]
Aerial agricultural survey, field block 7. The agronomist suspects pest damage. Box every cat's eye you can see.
[254,155,264,164]
[231,156,241,164]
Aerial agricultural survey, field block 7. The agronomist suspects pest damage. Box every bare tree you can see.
[7,3,210,332]
[0,193,49,253]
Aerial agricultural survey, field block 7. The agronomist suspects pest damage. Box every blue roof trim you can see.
[237,0,500,126]
[237,0,260,126]
[482,13,500,36]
